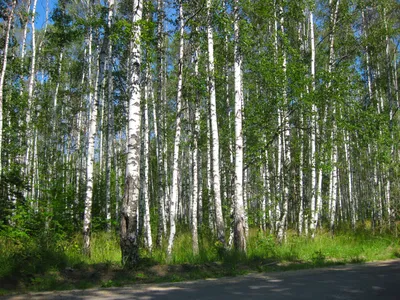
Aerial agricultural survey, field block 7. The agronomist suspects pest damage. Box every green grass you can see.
[62,232,122,266]
[0,228,399,295]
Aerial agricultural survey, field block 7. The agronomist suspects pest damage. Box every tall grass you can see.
[63,232,121,266]
[0,227,399,294]
[246,229,400,265]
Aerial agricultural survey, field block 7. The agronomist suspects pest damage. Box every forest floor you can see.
[1,229,400,295]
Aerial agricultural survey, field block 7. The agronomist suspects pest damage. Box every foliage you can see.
[0,0,399,291]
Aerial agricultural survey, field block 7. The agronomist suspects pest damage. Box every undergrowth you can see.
[0,226,399,295]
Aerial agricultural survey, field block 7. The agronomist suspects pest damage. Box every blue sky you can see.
[35,0,56,29]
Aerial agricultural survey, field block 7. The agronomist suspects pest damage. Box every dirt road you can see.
[3,259,400,300]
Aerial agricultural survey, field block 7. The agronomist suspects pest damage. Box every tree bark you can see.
[104,1,115,231]
[233,0,246,253]
[24,0,38,200]
[120,0,143,268]
[167,0,184,259]
[328,0,340,236]
[143,69,153,252]
[156,0,167,248]
[191,44,200,256]
[207,0,225,246]
[276,3,290,244]
[83,12,102,255]
[309,8,318,238]
[0,0,17,176]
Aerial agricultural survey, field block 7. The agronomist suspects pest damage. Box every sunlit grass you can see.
[25,228,400,269]
[63,232,121,266]
[0,226,399,294]
[246,228,400,266]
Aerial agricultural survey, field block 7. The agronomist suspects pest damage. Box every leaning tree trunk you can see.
[120,0,143,268]
[142,69,153,252]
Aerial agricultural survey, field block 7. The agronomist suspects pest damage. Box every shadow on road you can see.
[3,259,400,300]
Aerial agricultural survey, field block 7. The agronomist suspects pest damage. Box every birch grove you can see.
[0,0,17,176]
[0,0,399,267]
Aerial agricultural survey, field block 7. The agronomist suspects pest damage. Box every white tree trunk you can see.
[0,0,17,176]
[298,121,304,236]
[243,165,249,236]
[328,0,340,235]
[51,52,63,217]
[75,53,86,220]
[155,0,166,248]
[206,0,225,245]
[330,138,338,235]
[83,21,100,255]
[32,130,38,211]
[261,152,267,232]
[19,0,30,96]
[115,141,121,222]
[99,92,105,172]
[161,21,170,239]
[207,117,214,232]
[233,0,246,253]
[198,154,203,227]
[191,45,200,256]
[345,130,355,229]
[309,9,318,238]
[167,0,184,259]
[153,89,166,244]
[25,0,38,200]
[143,70,153,251]
[276,4,290,244]
[383,7,393,230]
[273,4,282,237]
[105,74,113,231]
[105,0,115,232]
[120,0,143,268]
[393,50,399,107]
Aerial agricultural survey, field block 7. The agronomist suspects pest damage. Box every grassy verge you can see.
[0,228,399,295]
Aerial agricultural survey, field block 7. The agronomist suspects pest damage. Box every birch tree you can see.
[142,69,152,251]
[328,0,340,235]
[120,0,143,268]
[309,7,318,238]
[83,2,100,255]
[156,0,167,248]
[191,42,200,256]
[276,3,290,244]
[0,0,17,176]
[233,0,246,253]
[167,0,184,259]
[206,0,225,246]
[24,0,38,201]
